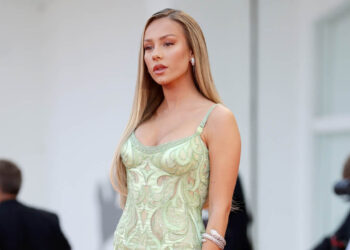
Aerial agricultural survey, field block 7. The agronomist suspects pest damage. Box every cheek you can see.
[144,54,152,70]
[169,46,189,71]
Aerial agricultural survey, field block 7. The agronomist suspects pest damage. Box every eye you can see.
[143,42,173,51]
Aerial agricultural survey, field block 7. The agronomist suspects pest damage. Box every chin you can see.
[154,74,182,86]
[156,81,169,86]
[153,76,170,85]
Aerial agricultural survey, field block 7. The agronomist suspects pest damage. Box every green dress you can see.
[113,103,218,250]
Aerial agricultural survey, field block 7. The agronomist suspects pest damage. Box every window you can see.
[313,2,350,243]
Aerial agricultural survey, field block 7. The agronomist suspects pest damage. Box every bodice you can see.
[113,104,217,250]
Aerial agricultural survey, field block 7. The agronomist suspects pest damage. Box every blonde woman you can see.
[110,8,241,250]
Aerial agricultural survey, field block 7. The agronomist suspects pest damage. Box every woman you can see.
[110,8,241,250]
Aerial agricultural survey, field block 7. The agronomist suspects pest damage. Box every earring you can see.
[191,57,195,66]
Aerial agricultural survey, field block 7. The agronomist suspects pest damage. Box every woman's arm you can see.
[202,104,241,250]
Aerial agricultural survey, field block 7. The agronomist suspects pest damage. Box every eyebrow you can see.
[144,34,176,42]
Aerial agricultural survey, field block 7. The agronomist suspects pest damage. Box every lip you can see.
[153,64,168,74]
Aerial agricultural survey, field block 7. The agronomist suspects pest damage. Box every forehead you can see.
[144,18,185,41]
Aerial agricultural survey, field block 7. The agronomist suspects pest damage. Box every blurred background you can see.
[1,0,350,249]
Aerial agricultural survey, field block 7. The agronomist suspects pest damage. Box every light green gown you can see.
[113,104,217,250]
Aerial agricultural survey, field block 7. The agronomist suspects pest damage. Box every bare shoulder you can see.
[204,103,240,147]
[208,103,239,130]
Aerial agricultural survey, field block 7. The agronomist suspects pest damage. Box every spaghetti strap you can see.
[198,103,218,129]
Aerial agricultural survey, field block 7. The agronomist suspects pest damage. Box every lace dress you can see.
[113,104,217,250]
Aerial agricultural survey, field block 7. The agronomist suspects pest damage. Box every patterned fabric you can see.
[113,104,218,250]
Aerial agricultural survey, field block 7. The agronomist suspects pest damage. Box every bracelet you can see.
[202,233,225,249]
[201,229,226,249]
[210,229,226,246]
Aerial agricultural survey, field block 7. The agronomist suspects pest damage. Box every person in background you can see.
[0,159,71,250]
[203,175,253,250]
[224,176,253,250]
[313,155,350,250]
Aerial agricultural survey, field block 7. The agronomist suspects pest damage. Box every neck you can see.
[0,192,16,203]
[160,68,202,111]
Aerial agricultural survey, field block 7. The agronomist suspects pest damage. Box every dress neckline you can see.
[130,103,217,153]
[131,126,203,153]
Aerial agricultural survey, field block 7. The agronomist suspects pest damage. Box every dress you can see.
[113,103,218,250]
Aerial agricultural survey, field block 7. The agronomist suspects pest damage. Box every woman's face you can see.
[143,18,192,85]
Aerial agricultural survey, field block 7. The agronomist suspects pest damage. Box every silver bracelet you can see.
[202,233,225,249]
[210,229,226,246]
[201,231,225,249]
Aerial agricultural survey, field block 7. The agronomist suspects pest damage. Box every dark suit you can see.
[203,176,253,250]
[313,210,350,250]
[0,199,71,250]
[224,176,253,250]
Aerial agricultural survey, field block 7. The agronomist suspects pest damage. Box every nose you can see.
[151,46,162,61]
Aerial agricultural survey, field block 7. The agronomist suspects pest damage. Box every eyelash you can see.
[144,42,174,51]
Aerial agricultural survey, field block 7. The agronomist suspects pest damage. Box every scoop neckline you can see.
[130,103,217,153]
[130,128,202,153]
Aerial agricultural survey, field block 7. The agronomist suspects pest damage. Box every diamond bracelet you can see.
[209,229,226,245]
[201,229,226,249]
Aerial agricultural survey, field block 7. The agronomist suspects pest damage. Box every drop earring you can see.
[191,57,195,66]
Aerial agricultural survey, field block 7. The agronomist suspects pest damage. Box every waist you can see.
[114,206,205,249]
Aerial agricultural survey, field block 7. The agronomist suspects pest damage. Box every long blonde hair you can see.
[110,8,222,209]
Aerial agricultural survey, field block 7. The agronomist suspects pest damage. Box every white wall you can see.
[297,0,350,248]
[257,0,349,249]
[257,1,301,249]
[0,0,50,207]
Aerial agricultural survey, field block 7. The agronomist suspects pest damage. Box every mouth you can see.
[153,64,168,75]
